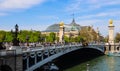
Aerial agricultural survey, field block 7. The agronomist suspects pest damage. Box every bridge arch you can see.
[25,45,105,71]
[78,47,104,55]
[0,65,12,71]
[38,47,104,70]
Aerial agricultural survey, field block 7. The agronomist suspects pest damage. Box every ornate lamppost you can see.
[11,24,20,46]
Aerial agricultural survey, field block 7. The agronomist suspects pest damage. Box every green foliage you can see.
[0,30,41,42]
[50,32,56,42]
[46,32,56,43]
[103,36,108,42]
[56,37,59,42]
[79,27,100,42]
[18,30,29,42]
[5,32,13,42]
[29,31,40,42]
[64,35,84,43]
[75,36,84,43]
[115,33,120,42]
[0,30,6,42]
[0,27,103,43]
[69,37,75,42]
[18,30,41,42]
[40,34,46,42]
[64,36,69,43]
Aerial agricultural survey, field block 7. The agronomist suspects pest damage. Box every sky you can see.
[0,0,120,36]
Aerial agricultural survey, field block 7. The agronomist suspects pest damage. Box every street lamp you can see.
[11,24,20,46]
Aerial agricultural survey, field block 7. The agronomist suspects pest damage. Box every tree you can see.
[79,28,90,42]
[75,36,84,43]
[30,31,40,42]
[0,30,6,42]
[18,30,41,42]
[64,36,69,43]
[115,33,120,42]
[41,34,46,42]
[46,32,56,43]
[18,30,29,42]
[79,26,100,43]
[5,32,13,42]
[56,37,59,43]
[50,32,56,42]
[0,30,42,43]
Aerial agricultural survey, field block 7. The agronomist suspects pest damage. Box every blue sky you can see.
[0,0,120,36]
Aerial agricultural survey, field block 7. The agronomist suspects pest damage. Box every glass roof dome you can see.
[45,24,59,32]
[43,19,81,32]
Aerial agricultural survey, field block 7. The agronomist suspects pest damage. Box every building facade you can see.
[41,18,99,42]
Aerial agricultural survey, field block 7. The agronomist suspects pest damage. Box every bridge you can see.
[0,43,106,71]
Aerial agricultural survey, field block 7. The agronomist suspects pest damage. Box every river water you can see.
[64,55,120,71]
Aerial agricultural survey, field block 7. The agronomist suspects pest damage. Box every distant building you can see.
[41,18,98,42]
[42,18,81,36]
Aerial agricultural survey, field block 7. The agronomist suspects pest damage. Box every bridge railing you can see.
[23,43,106,71]
[23,44,82,71]
[22,43,82,52]
[88,43,105,52]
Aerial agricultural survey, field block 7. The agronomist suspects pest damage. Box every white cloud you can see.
[77,11,120,19]
[0,0,46,16]
[0,0,46,10]
[66,0,120,12]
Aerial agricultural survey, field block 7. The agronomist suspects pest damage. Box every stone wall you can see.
[16,55,23,71]
[0,54,23,71]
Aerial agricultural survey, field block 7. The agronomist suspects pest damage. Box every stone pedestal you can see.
[108,26,114,44]
[0,46,23,71]
[8,46,22,54]
[8,46,23,71]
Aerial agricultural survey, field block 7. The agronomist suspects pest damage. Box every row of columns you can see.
[105,44,120,53]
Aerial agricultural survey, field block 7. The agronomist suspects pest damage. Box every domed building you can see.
[42,18,81,38]
[41,18,102,43]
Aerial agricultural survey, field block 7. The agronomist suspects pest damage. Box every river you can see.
[64,55,120,71]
